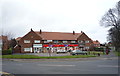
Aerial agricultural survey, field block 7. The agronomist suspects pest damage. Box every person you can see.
[106,47,109,55]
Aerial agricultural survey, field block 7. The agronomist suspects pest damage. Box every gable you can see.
[77,32,92,42]
[19,31,42,44]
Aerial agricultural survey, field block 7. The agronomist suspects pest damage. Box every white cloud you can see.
[1,0,119,43]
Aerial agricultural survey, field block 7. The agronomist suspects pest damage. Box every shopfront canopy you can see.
[43,44,78,47]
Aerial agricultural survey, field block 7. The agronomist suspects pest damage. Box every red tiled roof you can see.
[93,40,100,44]
[35,31,82,40]
[16,37,22,41]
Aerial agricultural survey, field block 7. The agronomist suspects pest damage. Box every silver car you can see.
[71,50,87,55]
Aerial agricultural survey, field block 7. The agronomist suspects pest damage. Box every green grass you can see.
[89,51,104,55]
[2,55,96,59]
[114,51,120,56]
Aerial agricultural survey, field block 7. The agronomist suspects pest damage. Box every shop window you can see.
[34,40,40,43]
[24,40,30,43]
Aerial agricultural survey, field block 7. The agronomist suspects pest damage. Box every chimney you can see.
[96,40,98,42]
[31,28,33,31]
[40,29,42,34]
[81,31,83,33]
[73,31,75,35]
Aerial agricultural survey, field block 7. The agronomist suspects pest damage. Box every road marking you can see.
[0,71,10,74]
[0,71,15,76]
[37,64,76,67]
[98,65,120,68]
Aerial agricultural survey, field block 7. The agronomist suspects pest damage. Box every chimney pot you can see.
[40,29,42,34]
[73,31,75,35]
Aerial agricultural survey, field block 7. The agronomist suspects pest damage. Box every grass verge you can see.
[2,55,96,59]
[89,51,105,55]
[114,51,120,56]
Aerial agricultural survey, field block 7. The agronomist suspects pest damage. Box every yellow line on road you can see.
[0,71,15,76]
[0,71,10,74]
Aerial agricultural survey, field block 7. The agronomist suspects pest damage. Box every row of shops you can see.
[33,44,79,53]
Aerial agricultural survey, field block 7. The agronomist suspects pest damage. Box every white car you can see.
[56,50,67,54]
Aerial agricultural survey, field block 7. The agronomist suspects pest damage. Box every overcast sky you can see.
[0,0,119,43]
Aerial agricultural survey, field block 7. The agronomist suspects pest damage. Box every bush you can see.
[2,48,12,55]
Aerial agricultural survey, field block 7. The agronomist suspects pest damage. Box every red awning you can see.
[43,45,49,47]
[43,44,78,47]
[52,45,60,47]
[68,44,78,46]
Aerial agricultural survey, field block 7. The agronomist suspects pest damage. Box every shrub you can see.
[2,48,12,55]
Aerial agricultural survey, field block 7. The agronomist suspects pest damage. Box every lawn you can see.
[114,51,120,56]
[2,55,96,59]
[88,51,105,55]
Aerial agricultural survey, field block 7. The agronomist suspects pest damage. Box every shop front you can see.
[43,44,78,53]
[33,44,42,53]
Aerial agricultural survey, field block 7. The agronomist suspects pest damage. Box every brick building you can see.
[93,40,100,47]
[14,29,95,53]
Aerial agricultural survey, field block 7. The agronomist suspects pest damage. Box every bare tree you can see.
[100,1,120,51]
[1,30,16,51]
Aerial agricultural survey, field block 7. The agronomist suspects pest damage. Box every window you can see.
[47,40,52,42]
[34,40,40,43]
[71,41,76,43]
[44,40,52,43]
[63,41,67,43]
[85,47,89,49]
[78,40,83,43]
[24,40,30,43]
[44,40,47,43]
[85,40,89,43]
[24,48,31,51]
[54,40,58,43]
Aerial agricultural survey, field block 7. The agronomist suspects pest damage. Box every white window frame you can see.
[71,41,76,43]
[24,40,30,43]
[63,40,67,43]
[34,40,40,43]
[44,40,52,43]
[44,40,47,43]
[85,47,89,49]
[78,40,83,43]
[85,40,89,43]
[54,40,58,43]
[24,48,31,51]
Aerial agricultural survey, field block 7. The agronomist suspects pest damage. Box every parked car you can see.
[71,50,87,55]
[56,50,67,54]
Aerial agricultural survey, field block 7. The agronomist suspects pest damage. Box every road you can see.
[2,51,119,74]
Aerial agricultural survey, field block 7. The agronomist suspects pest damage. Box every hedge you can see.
[2,48,12,55]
